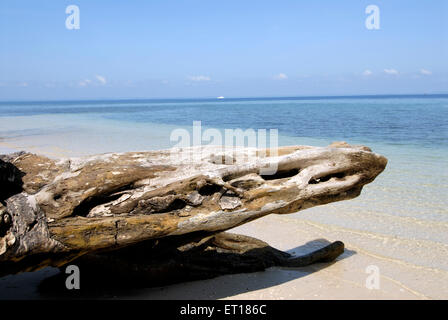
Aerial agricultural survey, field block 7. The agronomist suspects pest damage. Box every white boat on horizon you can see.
[217,96,225,99]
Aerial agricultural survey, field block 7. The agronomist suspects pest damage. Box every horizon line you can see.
[1,92,448,104]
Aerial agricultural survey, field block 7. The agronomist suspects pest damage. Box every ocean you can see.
[1,95,448,287]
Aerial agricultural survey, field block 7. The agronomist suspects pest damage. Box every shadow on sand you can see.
[0,238,357,299]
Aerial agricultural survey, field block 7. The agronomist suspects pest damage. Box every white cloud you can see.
[78,76,106,87]
[273,73,288,80]
[188,75,211,82]
[420,69,432,75]
[18,82,28,87]
[95,75,107,85]
[79,79,92,87]
[384,68,399,75]
[362,70,372,76]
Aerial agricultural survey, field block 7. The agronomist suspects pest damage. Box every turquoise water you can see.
[1,95,448,273]
[1,95,448,148]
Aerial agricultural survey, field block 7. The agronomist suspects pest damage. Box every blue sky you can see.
[0,0,447,100]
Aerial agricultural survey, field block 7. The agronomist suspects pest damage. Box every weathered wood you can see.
[0,143,387,277]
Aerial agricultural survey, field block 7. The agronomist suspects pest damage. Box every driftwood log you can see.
[0,142,387,287]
